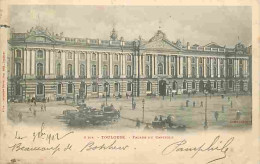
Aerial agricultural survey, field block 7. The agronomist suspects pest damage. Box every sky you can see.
[10,6,252,47]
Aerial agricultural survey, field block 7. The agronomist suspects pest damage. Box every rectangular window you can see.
[146,55,150,62]
[37,84,44,95]
[92,84,97,92]
[16,50,21,58]
[80,53,85,60]
[115,83,119,92]
[192,82,196,89]
[68,84,73,93]
[171,56,175,62]
[220,59,224,64]
[183,57,186,63]
[127,83,132,91]
[229,59,233,64]
[57,84,62,94]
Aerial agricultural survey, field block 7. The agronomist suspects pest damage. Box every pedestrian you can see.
[47,97,49,102]
[193,101,196,107]
[186,100,189,107]
[214,111,219,121]
[230,101,233,108]
[64,98,67,104]
[41,104,44,112]
[144,123,150,130]
[136,119,141,128]
[133,102,136,110]
[200,101,203,107]
[228,97,230,102]
[29,105,32,112]
[33,109,36,117]
[34,100,36,106]
[18,112,23,122]
[44,104,46,111]
[222,105,225,113]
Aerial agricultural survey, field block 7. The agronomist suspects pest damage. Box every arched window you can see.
[199,66,203,77]
[145,65,150,77]
[80,64,85,76]
[192,66,196,77]
[171,66,175,76]
[220,67,224,77]
[68,52,73,59]
[103,65,108,76]
[147,81,152,91]
[68,64,73,76]
[15,63,21,76]
[192,81,196,89]
[207,66,210,77]
[127,65,131,77]
[183,81,187,89]
[183,66,187,77]
[92,65,96,76]
[228,67,233,77]
[158,63,163,75]
[56,63,61,76]
[37,50,43,59]
[214,67,217,77]
[114,65,119,76]
[37,83,44,95]
[37,63,44,76]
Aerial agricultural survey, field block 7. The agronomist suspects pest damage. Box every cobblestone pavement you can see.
[7,94,252,131]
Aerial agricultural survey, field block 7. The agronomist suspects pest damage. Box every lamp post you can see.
[142,99,145,122]
[105,81,109,106]
[204,91,208,129]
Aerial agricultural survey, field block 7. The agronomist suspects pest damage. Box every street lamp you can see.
[104,81,109,106]
[142,99,145,122]
[204,91,208,129]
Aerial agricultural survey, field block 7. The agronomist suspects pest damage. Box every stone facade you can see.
[7,26,251,101]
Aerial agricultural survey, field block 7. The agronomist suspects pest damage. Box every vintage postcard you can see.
[0,0,259,163]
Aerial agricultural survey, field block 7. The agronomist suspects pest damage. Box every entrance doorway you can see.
[159,80,166,96]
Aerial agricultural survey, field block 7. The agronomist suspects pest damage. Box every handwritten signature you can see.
[80,140,129,152]
[161,135,234,163]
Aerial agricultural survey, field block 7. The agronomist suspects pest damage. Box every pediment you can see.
[143,39,181,51]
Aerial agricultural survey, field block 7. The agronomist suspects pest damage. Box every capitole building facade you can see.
[7,26,252,101]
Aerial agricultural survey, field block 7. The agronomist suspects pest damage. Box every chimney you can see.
[187,42,190,50]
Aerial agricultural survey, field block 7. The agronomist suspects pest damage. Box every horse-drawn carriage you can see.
[152,114,186,131]
[62,104,120,126]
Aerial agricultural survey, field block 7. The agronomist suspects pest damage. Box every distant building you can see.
[7,26,251,101]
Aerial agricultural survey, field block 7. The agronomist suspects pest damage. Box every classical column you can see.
[75,52,79,78]
[203,57,207,78]
[86,52,91,78]
[188,57,191,78]
[23,49,26,75]
[245,59,248,77]
[180,56,183,78]
[168,55,171,76]
[135,55,138,76]
[151,55,154,78]
[237,59,240,77]
[154,55,158,76]
[31,50,35,75]
[211,58,214,78]
[61,51,66,77]
[98,52,102,78]
[26,49,31,75]
[217,58,220,77]
[142,54,146,76]
[122,53,126,77]
[224,59,227,77]
[165,55,168,75]
[196,57,199,78]
[109,53,113,78]
[45,50,50,75]
[177,56,180,77]
[50,50,54,74]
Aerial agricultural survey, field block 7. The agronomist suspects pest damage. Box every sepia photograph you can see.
[6,5,252,131]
